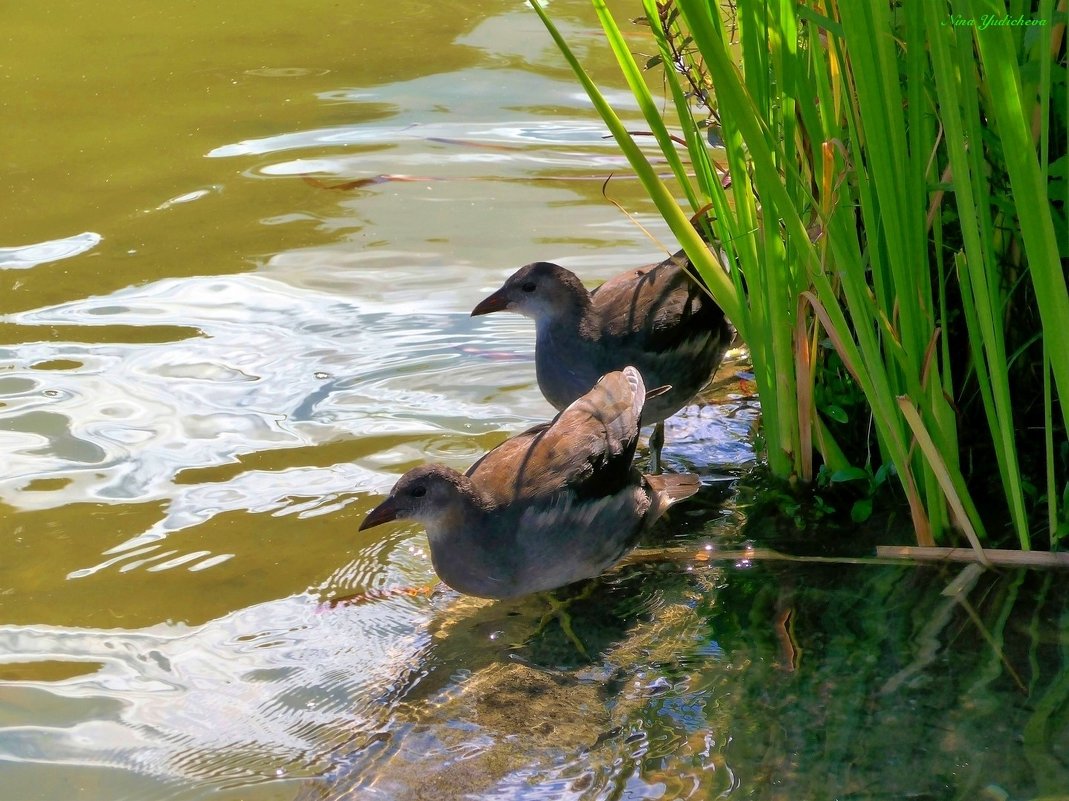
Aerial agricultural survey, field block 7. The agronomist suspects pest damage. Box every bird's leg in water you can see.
[523,585,599,660]
[649,422,665,475]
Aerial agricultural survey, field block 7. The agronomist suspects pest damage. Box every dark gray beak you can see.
[359,496,399,531]
[471,287,509,316]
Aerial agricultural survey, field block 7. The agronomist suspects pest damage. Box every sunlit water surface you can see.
[3,2,1067,800]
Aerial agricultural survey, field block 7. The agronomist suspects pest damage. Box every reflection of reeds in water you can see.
[12,492,1060,799]
[298,514,1069,801]
[317,472,1021,801]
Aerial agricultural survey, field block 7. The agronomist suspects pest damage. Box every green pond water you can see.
[2,2,1068,800]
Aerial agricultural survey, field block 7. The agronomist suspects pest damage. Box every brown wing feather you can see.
[590,250,724,354]
[467,368,644,505]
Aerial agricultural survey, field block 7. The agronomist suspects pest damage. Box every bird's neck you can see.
[421,478,489,537]
[531,298,603,410]
[533,293,597,344]
[423,489,515,599]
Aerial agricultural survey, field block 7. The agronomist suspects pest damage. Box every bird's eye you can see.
[521,281,537,293]
[410,486,427,498]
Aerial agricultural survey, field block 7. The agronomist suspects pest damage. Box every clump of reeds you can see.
[531,0,1067,551]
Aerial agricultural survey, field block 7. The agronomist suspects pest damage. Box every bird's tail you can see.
[644,472,701,523]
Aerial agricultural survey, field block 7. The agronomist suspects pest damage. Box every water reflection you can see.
[6,0,1065,799]
[0,591,431,796]
[0,232,103,270]
[211,117,619,160]
[0,534,734,801]
[4,489,1069,801]
[2,273,535,510]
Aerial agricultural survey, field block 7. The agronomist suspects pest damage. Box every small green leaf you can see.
[823,404,848,424]
[830,466,869,484]
[851,498,874,523]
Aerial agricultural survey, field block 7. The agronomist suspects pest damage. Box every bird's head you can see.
[471,262,589,322]
[359,464,471,531]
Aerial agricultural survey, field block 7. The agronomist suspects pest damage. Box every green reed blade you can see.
[528,0,742,326]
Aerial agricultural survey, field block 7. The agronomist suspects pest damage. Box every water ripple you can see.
[0,273,541,514]
[209,119,615,159]
[0,592,433,789]
[0,232,103,270]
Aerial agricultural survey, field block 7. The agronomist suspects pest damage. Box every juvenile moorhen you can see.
[358,367,700,600]
[470,249,732,471]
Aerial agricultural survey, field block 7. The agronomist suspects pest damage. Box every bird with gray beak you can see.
[471,249,732,472]
[359,367,700,600]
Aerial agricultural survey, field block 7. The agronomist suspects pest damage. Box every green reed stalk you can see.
[528,0,742,327]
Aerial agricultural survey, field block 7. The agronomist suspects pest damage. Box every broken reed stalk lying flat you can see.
[620,545,1069,571]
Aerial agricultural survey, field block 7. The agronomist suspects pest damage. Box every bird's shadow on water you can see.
[430,569,659,671]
